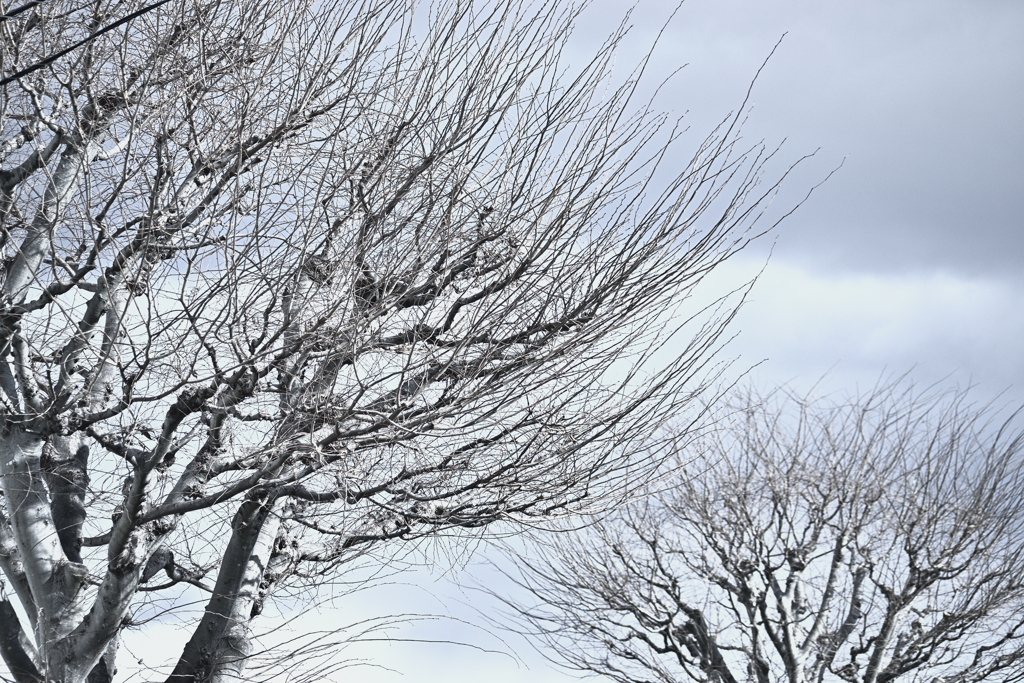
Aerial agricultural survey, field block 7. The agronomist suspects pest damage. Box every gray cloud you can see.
[577,0,1024,275]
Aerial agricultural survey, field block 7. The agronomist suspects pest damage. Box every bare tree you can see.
[0,0,175,87]
[501,384,1024,683]
[0,0,797,680]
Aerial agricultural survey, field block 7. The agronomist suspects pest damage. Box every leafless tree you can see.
[0,0,801,680]
[501,384,1024,683]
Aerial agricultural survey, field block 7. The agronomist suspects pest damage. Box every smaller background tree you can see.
[497,383,1024,683]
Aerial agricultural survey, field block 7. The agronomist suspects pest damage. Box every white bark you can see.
[206,506,282,683]
[5,145,92,303]
[0,431,62,615]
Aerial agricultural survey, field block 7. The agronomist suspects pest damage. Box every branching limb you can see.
[0,598,40,683]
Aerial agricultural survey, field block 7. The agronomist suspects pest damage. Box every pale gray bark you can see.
[166,495,279,683]
[0,509,37,631]
[4,145,91,303]
[0,431,63,620]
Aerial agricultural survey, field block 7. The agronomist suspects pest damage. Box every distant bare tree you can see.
[0,0,795,680]
[502,385,1024,683]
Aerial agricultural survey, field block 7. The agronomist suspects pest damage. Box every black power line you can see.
[0,0,173,87]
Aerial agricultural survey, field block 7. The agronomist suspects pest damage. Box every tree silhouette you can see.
[502,385,1024,683]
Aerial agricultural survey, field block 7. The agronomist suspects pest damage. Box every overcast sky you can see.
[374,2,1022,679]
[128,1,1024,679]
[654,0,1024,405]
[310,3,1024,681]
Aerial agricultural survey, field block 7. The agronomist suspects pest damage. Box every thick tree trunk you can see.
[85,634,119,683]
[165,494,280,683]
[43,439,89,564]
[205,510,281,683]
[0,430,63,625]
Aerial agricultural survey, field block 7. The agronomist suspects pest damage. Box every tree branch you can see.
[0,599,41,683]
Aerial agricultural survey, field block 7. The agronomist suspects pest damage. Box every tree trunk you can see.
[165,495,280,682]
